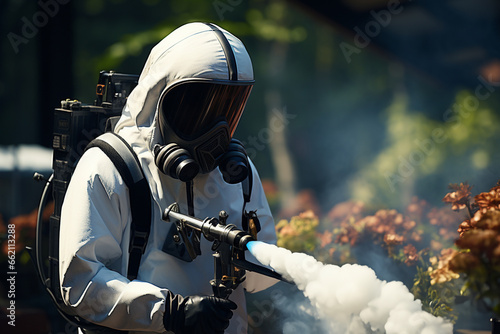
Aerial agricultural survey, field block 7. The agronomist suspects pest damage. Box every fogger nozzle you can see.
[163,203,254,251]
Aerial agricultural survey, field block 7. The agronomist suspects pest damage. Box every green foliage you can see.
[246,5,307,43]
[411,265,460,323]
[275,211,319,253]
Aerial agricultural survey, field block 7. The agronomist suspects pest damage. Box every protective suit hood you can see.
[113,22,254,208]
[114,22,254,149]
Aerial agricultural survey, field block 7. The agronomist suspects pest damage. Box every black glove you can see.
[163,292,237,334]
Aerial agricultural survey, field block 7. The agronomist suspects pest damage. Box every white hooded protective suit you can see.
[59,22,277,334]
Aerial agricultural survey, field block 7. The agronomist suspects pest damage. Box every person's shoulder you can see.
[74,147,126,190]
[77,146,119,171]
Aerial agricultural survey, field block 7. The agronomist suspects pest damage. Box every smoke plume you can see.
[247,241,453,334]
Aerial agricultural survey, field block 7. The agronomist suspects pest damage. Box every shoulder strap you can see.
[242,162,253,205]
[86,132,151,281]
[241,163,257,232]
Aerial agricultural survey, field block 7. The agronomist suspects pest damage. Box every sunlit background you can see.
[1,0,500,333]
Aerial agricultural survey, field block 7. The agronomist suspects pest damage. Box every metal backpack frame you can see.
[30,71,150,332]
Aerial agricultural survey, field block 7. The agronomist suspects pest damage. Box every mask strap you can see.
[186,180,195,217]
[186,180,202,256]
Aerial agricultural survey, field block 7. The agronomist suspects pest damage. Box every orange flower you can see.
[437,180,500,313]
[475,210,500,231]
[474,187,500,212]
[363,210,401,236]
[443,182,472,211]
[403,244,419,266]
[411,230,423,243]
[405,197,430,222]
[337,235,350,244]
[425,207,459,239]
[329,247,335,256]
[276,223,298,238]
[318,230,333,248]
[335,225,360,246]
[327,200,364,226]
[428,206,462,228]
[403,220,416,231]
[384,233,404,246]
[458,220,473,237]
[299,210,317,220]
[428,248,461,284]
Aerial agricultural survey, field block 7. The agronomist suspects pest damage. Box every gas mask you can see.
[154,79,253,184]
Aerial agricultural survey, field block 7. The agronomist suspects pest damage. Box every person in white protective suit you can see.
[59,22,278,334]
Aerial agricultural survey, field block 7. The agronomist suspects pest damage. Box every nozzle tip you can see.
[240,235,254,251]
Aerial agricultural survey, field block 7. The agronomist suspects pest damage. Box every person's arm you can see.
[59,148,169,332]
[59,148,237,333]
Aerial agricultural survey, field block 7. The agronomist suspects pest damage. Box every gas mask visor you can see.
[159,79,254,142]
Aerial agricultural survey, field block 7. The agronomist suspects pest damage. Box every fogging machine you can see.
[163,203,291,299]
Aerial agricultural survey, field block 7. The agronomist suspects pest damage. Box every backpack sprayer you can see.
[31,71,140,330]
[163,203,291,299]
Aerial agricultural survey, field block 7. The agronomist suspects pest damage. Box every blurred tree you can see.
[349,71,500,210]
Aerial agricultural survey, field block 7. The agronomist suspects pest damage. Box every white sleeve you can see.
[241,160,279,293]
[59,148,168,333]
